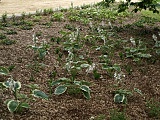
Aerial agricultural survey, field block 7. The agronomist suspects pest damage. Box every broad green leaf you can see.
[13,81,21,91]
[26,84,39,90]
[33,89,48,100]
[130,48,137,53]
[156,49,160,55]
[51,80,62,86]
[0,66,9,75]
[20,102,30,109]
[82,91,91,99]
[54,85,67,95]
[4,99,11,105]
[155,41,160,47]
[80,64,90,68]
[3,81,10,88]
[137,53,151,58]
[80,85,90,92]
[114,94,125,103]
[74,81,81,86]
[59,77,70,81]
[7,100,19,113]
[134,88,143,96]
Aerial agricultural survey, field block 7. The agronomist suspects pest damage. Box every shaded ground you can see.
[0,2,160,120]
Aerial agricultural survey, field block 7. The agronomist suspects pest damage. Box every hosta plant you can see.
[0,66,48,113]
[124,39,152,62]
[113,89,132,104]
[28,32,50,60]
[51,77,91,99]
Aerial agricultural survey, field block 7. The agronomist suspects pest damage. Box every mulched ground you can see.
[0,5,160,120]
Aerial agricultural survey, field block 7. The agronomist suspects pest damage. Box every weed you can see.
[146,99,160,118]
[35,10,42,16]
[93,69,101,80]
[43,8,54,15]
[32,16,42,22]
[64,24,76,31]
[1,13,7,23]
[110,109,127,120]
[50,12,64,21]
[0,33,7,39]
[11,14,16,22]
[50,36,62,44]
[124,64,132,75]
[20,21,34,30]
[0,39,16,45]
[5,29,17,35]
[21,12,26,22]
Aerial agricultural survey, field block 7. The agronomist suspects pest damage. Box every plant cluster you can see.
[0,66,48,113]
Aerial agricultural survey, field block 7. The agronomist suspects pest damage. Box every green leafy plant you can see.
[124,38,152,62]
[28,32,50,60]
[19,21,34,30]
[152,33,160,55]
[50,12,64,21]
[0,33,7,39]
[26,61,46,81]
[51,77,91,99]
[113,89,132,104]
[0,66,48,113]
[146,98,160,118]
[43,8,54,15]
[32,16,42,22]
[21,12,26,22]
[35,10,42,16]
[5,29,17,35]
[110,109,127,120]
[1,13,7,23]
[0,39,16,45]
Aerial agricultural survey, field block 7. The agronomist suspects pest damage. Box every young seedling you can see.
[1,13,7,23]
[50,12,64,21]
[146,98,160,118]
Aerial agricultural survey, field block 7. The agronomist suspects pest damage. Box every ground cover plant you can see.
[0,1,160,120]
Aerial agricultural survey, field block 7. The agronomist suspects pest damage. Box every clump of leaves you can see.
[1,13,7,23]
[50,12,64,21]
[113,89,132,104]
[0,66,48,113]
[5,29,17,35]
[0,39,16,45]
[152,33,160,55]
[51,77,91,99]
[0,33,7,39]
[28,32,50,60]
[124,38,151,63]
